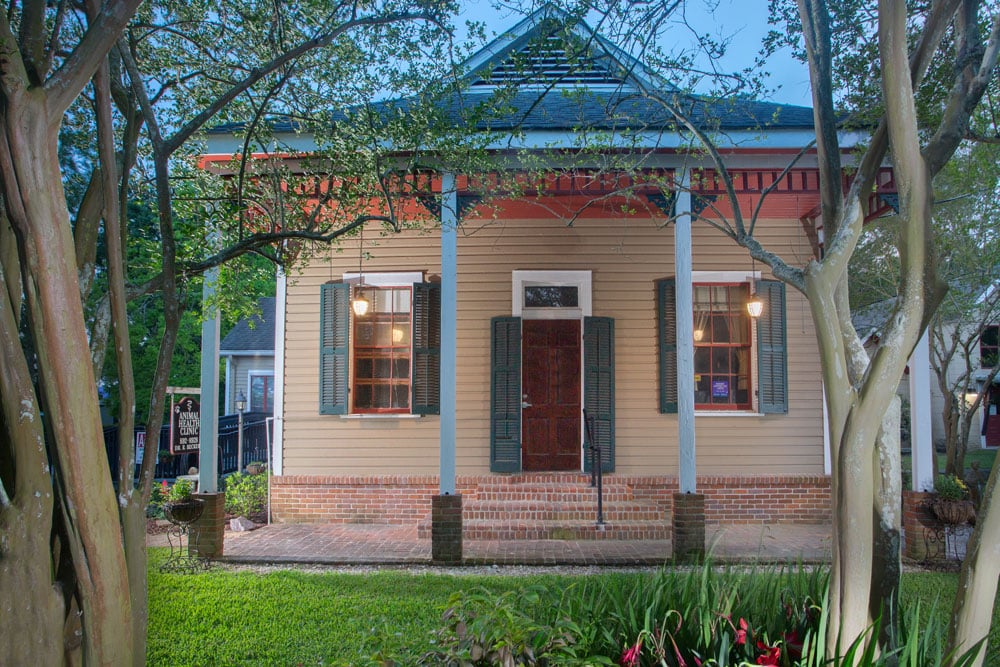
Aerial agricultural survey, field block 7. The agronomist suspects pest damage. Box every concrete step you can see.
[470,484,635,503]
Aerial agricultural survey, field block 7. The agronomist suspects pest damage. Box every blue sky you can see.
[457,1,813,107]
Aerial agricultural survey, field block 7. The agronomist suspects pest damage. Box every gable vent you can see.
[473,35,628,87]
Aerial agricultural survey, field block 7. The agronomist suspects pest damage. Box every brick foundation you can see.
[672,493,705,562]
[902,490,936,561]
[190,492,225,558]
[431,495,463,563]
[269,473,830,539]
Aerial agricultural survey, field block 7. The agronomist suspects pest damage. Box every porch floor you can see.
[193,522,832,566]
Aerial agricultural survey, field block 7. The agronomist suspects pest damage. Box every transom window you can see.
[692,283,752,410]
[352,286,411,413]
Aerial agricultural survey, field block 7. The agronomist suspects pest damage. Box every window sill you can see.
[694,410,762,417]
[339,414,423,420]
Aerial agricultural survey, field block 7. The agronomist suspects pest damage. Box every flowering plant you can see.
[934,474,969,501]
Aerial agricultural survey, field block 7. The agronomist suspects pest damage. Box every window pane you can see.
[692,282,753,410]
[352,285,413,412]
[524,285,579,308]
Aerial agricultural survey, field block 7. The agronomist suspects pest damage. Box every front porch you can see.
[268,472,832,543]
[214,521,832,566]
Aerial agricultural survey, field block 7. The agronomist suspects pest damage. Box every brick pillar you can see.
[431,494,463,564]
[902,490,935,561]
[190,492,225,559]
[672,492,705,562]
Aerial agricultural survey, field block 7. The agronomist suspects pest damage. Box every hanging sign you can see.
[171,397,201,454]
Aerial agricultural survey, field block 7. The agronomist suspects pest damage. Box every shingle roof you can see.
[208,5,813,138]
[220,297,275,355]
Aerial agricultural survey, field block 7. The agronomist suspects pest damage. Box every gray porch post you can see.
[672,169,704,561]
[909,331,934,491]
[198,264,221,493]
[433,171,462,563]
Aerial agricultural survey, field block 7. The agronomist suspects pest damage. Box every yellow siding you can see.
[281,214,824,476]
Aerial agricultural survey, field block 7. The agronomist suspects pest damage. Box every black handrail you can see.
[584,409,604,526]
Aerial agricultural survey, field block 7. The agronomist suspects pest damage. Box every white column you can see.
[439,172,458,495]
[909,331,934,491]
[272,266,287,476]
[675,170,696,494]
[199,265,221,493]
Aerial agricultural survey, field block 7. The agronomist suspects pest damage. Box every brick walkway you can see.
[205,522,831,566]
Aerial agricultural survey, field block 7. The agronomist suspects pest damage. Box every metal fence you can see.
[102,413,273,481]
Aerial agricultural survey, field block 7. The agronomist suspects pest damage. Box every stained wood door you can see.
[522,319,581,471]
[985,386,1000,447]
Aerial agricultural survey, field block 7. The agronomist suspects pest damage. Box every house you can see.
[202,6,901,557]
[220,296,276,416]
[855,292,1000,452]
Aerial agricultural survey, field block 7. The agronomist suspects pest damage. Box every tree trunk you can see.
[872,397,902,661]
[0,91,133,665]
[947,456,1000,666]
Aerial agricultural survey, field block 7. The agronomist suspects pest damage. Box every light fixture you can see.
[352,223,370,317]
[746,251,764,318]
[235,391,247,413]
[693,328,704,342]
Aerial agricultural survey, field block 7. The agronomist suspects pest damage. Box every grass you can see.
[901,447,995,476]
[146,550,1000,666]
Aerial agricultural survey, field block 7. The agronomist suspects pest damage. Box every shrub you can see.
[146,481,167,518]
[934,474,969,501]
[224,471,268,519]
[167,478,194,502]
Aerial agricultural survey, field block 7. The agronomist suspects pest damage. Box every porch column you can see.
[675,170,696,493]
[672,169,704,561]
[909,331,934,491]
[434,171,461,563]
[199,264,221,493]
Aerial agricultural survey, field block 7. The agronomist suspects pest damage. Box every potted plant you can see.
[163,478,203,524]
[931,474,975,525]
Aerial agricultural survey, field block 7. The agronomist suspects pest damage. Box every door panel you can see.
[522,319,581,471]
[985,386,1000,447]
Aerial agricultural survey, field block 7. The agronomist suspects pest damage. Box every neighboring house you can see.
[202,6,896,543]
[855,295,999,451]
[220,296,276,416]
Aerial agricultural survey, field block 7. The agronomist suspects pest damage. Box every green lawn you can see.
[147,550,1000,666]
[901,447,995,487]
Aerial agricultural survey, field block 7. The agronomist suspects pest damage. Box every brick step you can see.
[470,484,636,502]
[417,519,671,541]
[463,500,665,522]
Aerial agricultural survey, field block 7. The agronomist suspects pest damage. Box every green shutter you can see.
[757,279,788,414]
[319,282,350,415]
[490,317,521,472]
[411,282,441,415]
[584,316,615,472]
[657,278,678,413]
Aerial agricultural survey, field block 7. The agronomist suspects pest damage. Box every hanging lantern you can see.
[746,294,764,318]
[352,287,370,317]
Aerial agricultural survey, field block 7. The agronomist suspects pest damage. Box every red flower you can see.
[784,629,803,660]
[735,617,749,646]
[756,639,781,666]
[619,639,642,667]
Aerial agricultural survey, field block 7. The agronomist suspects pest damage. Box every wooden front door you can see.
[522,319,582,471]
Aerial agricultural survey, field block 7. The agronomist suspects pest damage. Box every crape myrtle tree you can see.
[850,141,1000,480]
[666,0,999,661]
[527,0,998,662]
[0,1,491,664]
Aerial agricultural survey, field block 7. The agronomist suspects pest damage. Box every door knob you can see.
[521,394,532,409]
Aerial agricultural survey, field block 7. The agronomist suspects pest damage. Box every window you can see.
[981,325,998,368]
[248,372,274,413]
[693,284,752,409]
[657,277,787,414]
[319,278,440,416]
[352,286,411,412]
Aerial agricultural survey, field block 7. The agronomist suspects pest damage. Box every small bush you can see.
[934,474,969,501]
[167,478,194,502]
[146,481,167,518]
[223,471,267,519]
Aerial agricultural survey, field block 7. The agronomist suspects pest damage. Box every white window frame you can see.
[341,271,425,417]
[692,270,761,416]
[247,370,275,412]
[512,270,592,320]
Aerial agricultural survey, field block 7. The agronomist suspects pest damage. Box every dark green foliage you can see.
[222,471,268,519]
